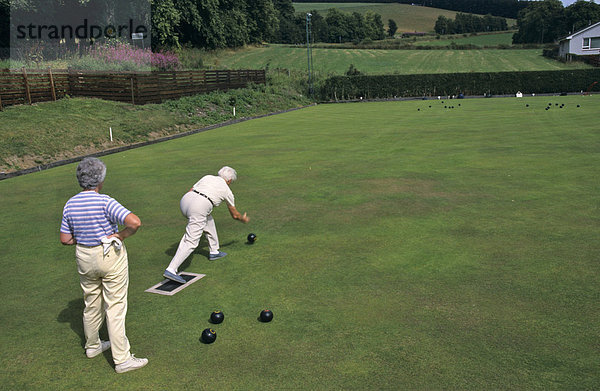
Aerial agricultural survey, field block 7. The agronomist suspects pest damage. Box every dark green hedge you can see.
[320,69,600,100]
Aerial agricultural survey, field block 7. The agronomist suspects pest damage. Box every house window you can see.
[583,37,600,50]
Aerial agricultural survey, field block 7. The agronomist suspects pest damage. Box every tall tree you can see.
[0,0,8,55]
[309,10,328,44]
[349,11,366,41]
[512,0,565,44]
[246,0,279,43]
[272,0,301,43]
[564,0,600,34]
[364,11,384,40]
[325,8,349,43]
[434,15,452,35]
[387,19,397,38]
[175,0,225,49]
[152,0,181,49]
[220,0,248,47]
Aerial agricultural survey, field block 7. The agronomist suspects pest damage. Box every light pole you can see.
[306,13,313,97]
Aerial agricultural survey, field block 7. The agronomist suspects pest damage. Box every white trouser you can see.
[75,243,131,365]
[167,191,219,273]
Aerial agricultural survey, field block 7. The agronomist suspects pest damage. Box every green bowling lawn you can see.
[1,95,598,389]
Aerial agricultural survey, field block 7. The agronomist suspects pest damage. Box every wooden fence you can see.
[0,68,266,110]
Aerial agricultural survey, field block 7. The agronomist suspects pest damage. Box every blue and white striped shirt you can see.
[60,191,131,247]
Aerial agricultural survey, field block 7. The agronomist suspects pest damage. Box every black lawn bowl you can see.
[247,233,257,244]
[259,309,273,323]
[210,310,224,324]
[200,328,217,344]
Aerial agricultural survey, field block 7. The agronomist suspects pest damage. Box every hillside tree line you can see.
[434,13,508,35]
[153,0,386,47]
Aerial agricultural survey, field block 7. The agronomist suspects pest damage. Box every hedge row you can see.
[319,69,600,100]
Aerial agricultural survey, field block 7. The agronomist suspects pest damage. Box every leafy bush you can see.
[543,47,559,59]
[175,46,206,70]
[346,64,362,76]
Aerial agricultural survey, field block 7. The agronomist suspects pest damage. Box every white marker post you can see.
[233,106,236,116]
[109,127,113,142]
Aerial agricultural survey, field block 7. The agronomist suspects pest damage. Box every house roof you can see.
[562,20,600,41]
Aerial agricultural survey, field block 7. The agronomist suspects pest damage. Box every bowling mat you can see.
[145,272,206,296]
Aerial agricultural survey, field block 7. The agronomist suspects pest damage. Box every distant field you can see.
[209,46,591,75]
[294,3,459,32]
[415,32,515,47]
[292,3,515,33]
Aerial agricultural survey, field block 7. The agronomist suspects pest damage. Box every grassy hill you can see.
[292,3,516,33]
[205,46,591,75]
[0,79,312,172]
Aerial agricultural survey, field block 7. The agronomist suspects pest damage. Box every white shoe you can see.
[86,340,111,358]
[115,354,148,374]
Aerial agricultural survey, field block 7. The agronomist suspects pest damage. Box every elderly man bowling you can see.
[163,166,250,284]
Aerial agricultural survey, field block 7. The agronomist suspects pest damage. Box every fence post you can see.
[48,67,57,101]
[0,70,3,110]
[67,68,74,97]
[22,67,32,105]
[130,76,135,105]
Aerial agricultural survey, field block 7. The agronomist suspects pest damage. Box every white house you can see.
[559,21,600,60]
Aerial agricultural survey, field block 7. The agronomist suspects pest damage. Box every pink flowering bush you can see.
[151,51,181,71]
[71,42,180,71]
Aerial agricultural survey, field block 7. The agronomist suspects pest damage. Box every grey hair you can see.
[218,166,237,182]
[76,157,107,189]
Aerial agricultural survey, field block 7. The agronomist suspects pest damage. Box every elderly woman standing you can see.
[60,157,148,374]
[163,166,250,284]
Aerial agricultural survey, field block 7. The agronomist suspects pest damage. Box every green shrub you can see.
[176,46,206,70]
[543,47,559,59]
[346,64,362,76]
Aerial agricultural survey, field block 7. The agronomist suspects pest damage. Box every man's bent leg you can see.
[166,215,207,273]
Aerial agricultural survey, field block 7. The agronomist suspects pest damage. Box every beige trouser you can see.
[75,243,131,365]
[167,191,219,273]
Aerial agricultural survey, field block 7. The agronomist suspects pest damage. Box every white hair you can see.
[76,157,106,189]
[218,166,237,182]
